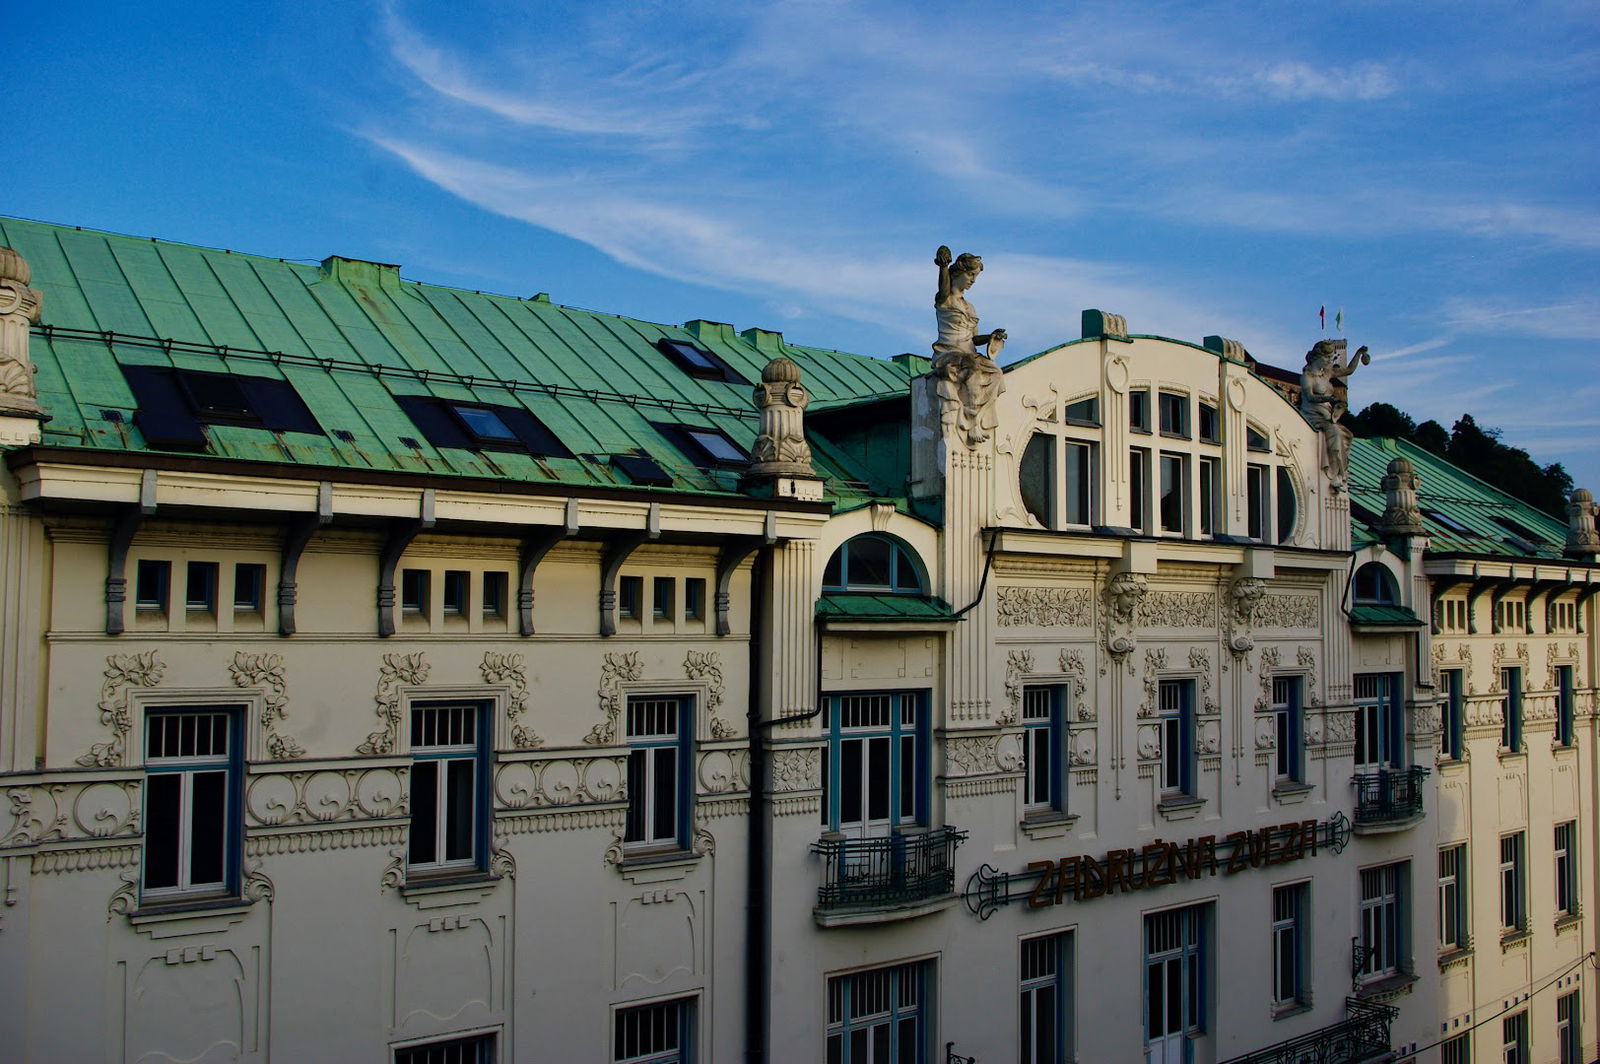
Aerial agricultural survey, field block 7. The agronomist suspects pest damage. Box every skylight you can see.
[1423,508,1472,535]
[451,405,519,443]
[684,428,746,464]
[656,337,744,383]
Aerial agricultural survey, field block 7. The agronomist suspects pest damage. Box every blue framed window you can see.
[409,702,491,874]
[1558,991,1580,1064]
[1158,680,1195,798]
[1557,665,1575,747]
[625,695,693,850]
[822,692,928,833]
[822,536,926,595]
[1359,862,1408,980]
[1021,933,1073,1064]
[1353,563,1398,605]
[1499,667,1523,752]
[1271,883,1308,1008]
[143,707,244,901]
[1439,670,1465,760]
[614,996,695,1064]
[1439,844,1467,951]
[395,1033,496,1064]
[1145,905,1206,1058]
[1023,685,1066,813]
[1555,821,1578,918]
[1271,676,1304,785]
[1353,673,1403,770]
[827,961,929,1063]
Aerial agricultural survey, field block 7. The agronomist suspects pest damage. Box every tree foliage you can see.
[1346,405,1572,517]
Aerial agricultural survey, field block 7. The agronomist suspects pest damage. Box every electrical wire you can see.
[1392,950,1594,1059]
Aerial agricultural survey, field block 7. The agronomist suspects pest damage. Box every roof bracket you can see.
[278,488,333,636]
[377,515,431,637]
[104,506,144,636]
[518,501,580,636]
[714,516,778,637]
[1465,576,1499,634]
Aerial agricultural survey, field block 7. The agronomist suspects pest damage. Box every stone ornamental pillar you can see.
[1377,456,1425,537]
[1566,488,1600,560]
[742,357,823,502]
[0,245,45,446]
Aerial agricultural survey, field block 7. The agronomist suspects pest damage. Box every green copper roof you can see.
[1,217,914,500]
[1348,437,1570,559]
[816,592,956,623]
[1348,604,1426,628]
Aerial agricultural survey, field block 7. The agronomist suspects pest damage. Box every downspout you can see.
[744,548,771,1064]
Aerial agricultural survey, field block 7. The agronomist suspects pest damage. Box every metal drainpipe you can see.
[744,547,771,1064]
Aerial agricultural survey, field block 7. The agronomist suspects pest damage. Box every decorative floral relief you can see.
[229,652,305,760]
[696,749,750,794]
[1547,642,1578,690]
[1135,723,1162,761]
[1137,648,1169,718]
[1254,717,1277,750]
[1253,594,1319,630]
[494,757,625,808]
[1058,649,1090,719]
[1254,647,1282,711]
[770,748,821,792]
[1296,646,1321,706]
[1198,720,1221,755]
[358,653,430,756]
[78,651,166,768]
[946,735,1000,776]
[1000,649,1036,726]
[1138,592,1216,629]
[482,652,542,749]
[586,652,644,746]
[685,651,734,740]
[2,780,142,847]
[997,586,1092,628]
[1322,710,1355,743]
[1189,647,1217,715]
[246,767,406,825]
[1069,729,1096,767]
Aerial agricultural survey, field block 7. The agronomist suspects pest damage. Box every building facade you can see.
[0,218,1594,1062]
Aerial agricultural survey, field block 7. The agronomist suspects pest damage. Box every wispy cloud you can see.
[1441,297,1600,340]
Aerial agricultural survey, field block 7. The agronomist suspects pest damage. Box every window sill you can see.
[1354,971,1417,1002]
[1555,913,1583,936]
[1158,431,1191,442]
[1157,795,1206,821]
[1271,781,1314,805]
[1497,749,1526,763]
[614,847,702,885]
[1499,929,1531,952]
[1437,946,1474,971]
[1130,426,1152,436]
[127,895,255,938]
[1271,1001,1312,1022]
[1019,811,1078,841]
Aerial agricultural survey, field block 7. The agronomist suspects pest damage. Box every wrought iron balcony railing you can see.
[811,827,968,910]
[1351,765,1429,827]
[1218,997,1398,1064]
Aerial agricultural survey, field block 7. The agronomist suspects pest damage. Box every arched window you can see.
[823,535,926,594]
[1353,563,1399,605]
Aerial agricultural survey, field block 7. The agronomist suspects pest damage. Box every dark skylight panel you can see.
[683,427,746,464]
[1423,508,1472,535]
[121,365,323,451]
[393,394,574,458]
[655,337,745,383]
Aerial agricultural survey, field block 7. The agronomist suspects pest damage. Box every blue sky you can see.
[14,1,1600,487]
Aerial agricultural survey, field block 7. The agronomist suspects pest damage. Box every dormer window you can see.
[655,337,744,383]
[655,423,748,467]
[1353,563,1399,605]
[393,395,573,458]
[823,535,926,594]
[122,366,323,451]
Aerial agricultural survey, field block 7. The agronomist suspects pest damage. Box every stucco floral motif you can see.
[493,757,626,808]
[586,652,645,746]
[358,653,430,756]
[482,652,542,749]
[946,735,1000,776]
[78,651,167,768]
[770,748,821,792]
[1253,594,1320,630]
[1058,649,1090,719]
[246,767,406,825]
[1137,648,1169,718]
[1136,723,1162,761]
[1000,649,1036,726]
[1323,710,1355,743]
[1189,647,1217,715]
[0,781,141,847]
[685,651,734,739]
[1070,729,1097,766]
[1296,646,1321,706]
[1255,717,1277,750]
[229,652,305,760]
[996,587,1093,628]
[1254,646,1282,711]
[1198,720,1221,755]
[1138,592,1216,629]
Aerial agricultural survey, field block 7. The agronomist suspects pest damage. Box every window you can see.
[442,570,469,616]
[1145,905,1206,1057]
[143,708,241,900]
[827,962,928,1064]
[1129,389,1151,432]
[684,578,706,621]
[1440,1033,1470,1064]
[1158,392,1189,437]
[1555,821,1578,918]
[1439,844,1467,952]
[1158,453,1187,535]
[1358,862,1407,981]
[1271,676,1303,785]
[451,404,519,444]
[401,569,429,615]
[1440,598,1469,632]
[233,563,265,611]
[1130,448,1150,532]
[1064,441,1095,527]
[1500,832,1526,934]
[823,692,926,833]
[409,703,488,874]
[1353,673,1401,770]
[1499,668,1523,752]
[396,1033,496,1064]
[1502,1010,1528,1064]
[1158,680,1195,799]
[1021,933,1073,1064]
[1197,458,1219,537]
[1558,991,1581,1064]
[653,577,675,621]
[1271,882,1308,1009]
[122,364,323,451]
[615,996,695,1064]
[1556,665,1575,746]
[1197,402,1219,443]
[184,561,217,613]
[657,334,741,383]
[625,696,692,850]
[1353,563,1398,605]
[1246,425,1270,452]
[1019,434,1055,527]
[1440,670,1465,760]
[1495,598,1526,633]
[619,576,644,620]
[136,559,170,612]
[482,571,507,619]
[1424,508,1473,535]
[394,395,572,458]
[1276,467,1297,542]
[654,422,748,467]
[1063,396,1099,426]
[1551,599,1578,632]
[823,536,925,594]
[1247,464,1268,540]
[1022,685,1066,814]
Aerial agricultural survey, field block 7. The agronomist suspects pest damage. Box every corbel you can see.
[104,471,158,635]
[714,511,778,637]
[1465,575,1499,635]
[517,499,579,636]
[376,490,437,638]
[598,502,662,637]
[1576,581,1600,633]
[1427,575,1472,634]
[1523,577,1569,635]
[278,482,333,636]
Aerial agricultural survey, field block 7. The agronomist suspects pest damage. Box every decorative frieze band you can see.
[997,586,1093,628]
[1253,594,1320,630]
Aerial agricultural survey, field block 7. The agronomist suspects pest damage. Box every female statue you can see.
[931,245,1006,445]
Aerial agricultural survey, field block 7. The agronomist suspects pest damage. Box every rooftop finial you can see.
[1566,488,1599,559]
[1378,456,1425,537]
[745,357,817,492]
[0,245,44,422]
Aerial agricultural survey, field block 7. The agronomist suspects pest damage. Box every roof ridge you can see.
[1365,436,1564,527]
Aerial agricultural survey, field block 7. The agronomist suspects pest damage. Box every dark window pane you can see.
[848,538,892,588]
[411,761,439,862]
[893,549,920,593]
[144,773,182,890]
[1019,434,1054,526]
[190,769,227,885]
[453,405,518,442]
[823,550,843,588]
[868,737,890,822]
[840,740,862,826]
[653,746,678,842]
[625,750,647,842]
[445,759,475,862]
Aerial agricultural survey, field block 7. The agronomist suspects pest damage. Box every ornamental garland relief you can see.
[770,748,821,792]
[229,652,305,760]
[1,779,142,847]
[481,652,542,749]
[1138,592,1216,629]
[358,653,430,755]
[586,652,644,746]
[494,757,626,808]
[1254,647,1282,712]
[246,767,406,826]
[1252,594,1320,631]
[1137,648,1169,718]
[1059,649,1090,719]
[1189,648,1217,715]
[78,651,167,768]
[684,650,735,740]
[996,586,1093,628]
[1000,649,1036,726]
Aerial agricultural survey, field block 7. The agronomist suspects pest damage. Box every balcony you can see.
[1350,766,1429,833]
[1219,997,1398,1064]
[810,826,967,926]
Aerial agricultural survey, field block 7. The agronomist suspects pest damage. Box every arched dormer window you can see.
[1353,562,1399,605]
[823,535,927,594]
